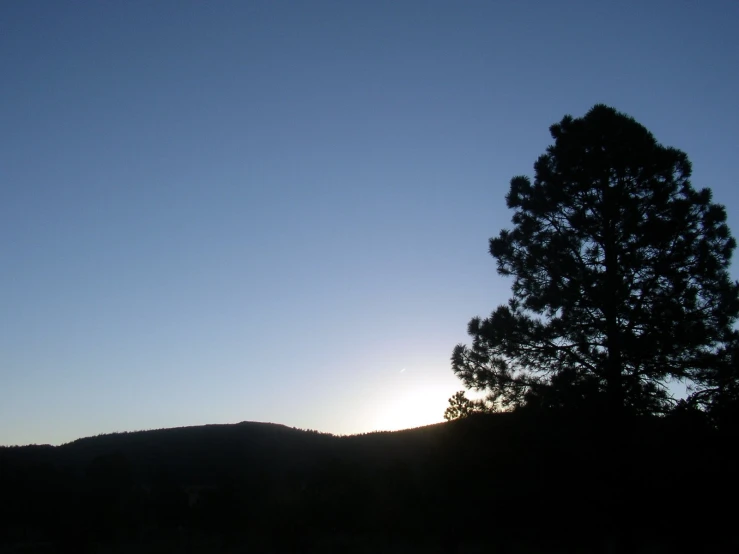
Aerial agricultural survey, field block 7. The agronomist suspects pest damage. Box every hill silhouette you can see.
[2,413,737,553]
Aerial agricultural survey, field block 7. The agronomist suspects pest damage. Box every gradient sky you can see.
[2,1,738,446]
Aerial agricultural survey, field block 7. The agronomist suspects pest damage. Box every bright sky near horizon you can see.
[2,1,738,446]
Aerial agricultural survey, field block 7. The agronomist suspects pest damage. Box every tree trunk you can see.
[603,180,623,420]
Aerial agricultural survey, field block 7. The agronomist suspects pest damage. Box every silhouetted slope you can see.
[1,415,737,553]
[55,422,336,483]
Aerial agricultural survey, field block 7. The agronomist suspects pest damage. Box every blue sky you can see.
[2,0,738,445]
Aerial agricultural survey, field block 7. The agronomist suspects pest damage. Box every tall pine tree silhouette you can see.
[451,105,739,419]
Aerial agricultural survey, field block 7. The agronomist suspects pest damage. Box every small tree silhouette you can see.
[443,391,491,421]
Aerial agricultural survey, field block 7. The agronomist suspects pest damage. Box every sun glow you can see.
[371,380,458,432]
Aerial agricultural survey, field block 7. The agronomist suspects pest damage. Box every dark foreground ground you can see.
[2,412,737,553]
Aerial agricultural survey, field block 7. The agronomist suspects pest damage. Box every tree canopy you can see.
[449,104,739,421]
